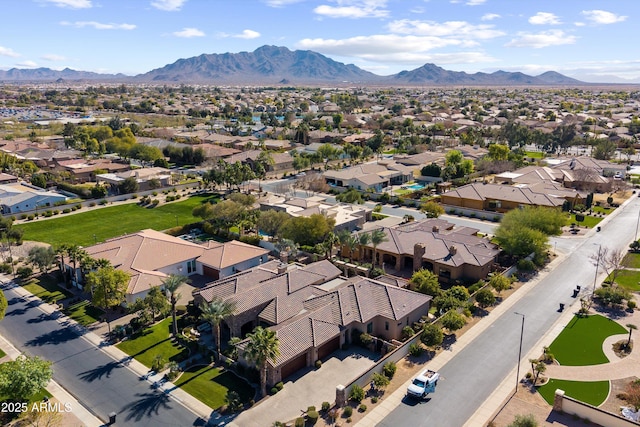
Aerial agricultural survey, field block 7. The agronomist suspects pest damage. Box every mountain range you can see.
[0,45,584,86]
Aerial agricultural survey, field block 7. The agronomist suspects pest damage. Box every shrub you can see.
[152,199,160,206]
[382,361,396,379]
[401,326,415,341]
[16,266,33,279]
[20,214,27,220]
[349,385,365,403]
[89,202,96,207]
[342,406,353,417]
[628,300,636,310]
[315,360,322,369]
[359,333,373,346]
[27,215,34,221]
[307,407,319,424]
[321,401,330,412]
[295,417,304,427]
[358,404,367,412]
[328,409,339,422]
[151,355,166,372]
[409,343,424,357]
[275,381,284,391]
[517,259,536,272]
[270,387,278,395]
[62,208,71,214]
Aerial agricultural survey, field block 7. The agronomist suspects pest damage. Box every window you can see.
[191,259,196,272]
[385,321,389,331]
[367,322,373,334]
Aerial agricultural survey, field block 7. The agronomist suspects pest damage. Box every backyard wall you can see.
[554,389,638,427]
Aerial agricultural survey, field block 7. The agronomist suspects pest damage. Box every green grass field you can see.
[174,365,255,409]
[525,151,544,159]
[567,213,603,229]
[21,275,72,304]
[607,269,640,292]
[16,195,217,247]
[63,300,104,326]
[116,317,189,368]
[548,315,627,366]
[623,252,640,269]
[538,379,609,406]
[591,206,613,215]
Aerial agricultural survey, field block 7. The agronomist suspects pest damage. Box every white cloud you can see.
[574,22,586,27]
[16,60,38,68]
[481,13,500,21]
[314,0,389,19]
[151,0,187,11]
[172,27,205,38]
[388,19,505,39]
[60,21,136,30]
[41,54,67,61]
[0,46,20,58]
[219,29,261,39]
[529,12,561,25]
[466,0,486,5]
[581,10,627,25]
[505,30,577,48]
[40,0,92,9]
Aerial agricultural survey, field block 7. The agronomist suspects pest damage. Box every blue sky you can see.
[0,0,637,82]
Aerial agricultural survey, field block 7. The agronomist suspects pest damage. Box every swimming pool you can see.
[406,183,425,191]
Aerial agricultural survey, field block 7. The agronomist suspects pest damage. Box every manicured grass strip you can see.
[16,195,217,247]
[63,300,104,326]
[22,275,72,304]
[525,151,544,159]
[591,206,613,215]
[566,213,602,229]
[538,379,609,407]
[607,269,640,292]
[174,365,254,409]
[116,317,188,368]
[0,349,6,358]
[548,315,627,366]
[623,252,640,269]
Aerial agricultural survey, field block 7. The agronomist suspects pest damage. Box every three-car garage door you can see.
[317,336,340,360]
[280,353,307,380]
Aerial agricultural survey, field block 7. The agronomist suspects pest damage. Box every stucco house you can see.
[194,260,432,384]
[324,162,414,192]
[0,182,68,214]
[65,229,269,304]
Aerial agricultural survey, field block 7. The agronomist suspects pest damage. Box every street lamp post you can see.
[514,312,525,393]
[592,244,602,300]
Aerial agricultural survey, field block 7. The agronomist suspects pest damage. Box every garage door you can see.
[280,352,307,380]
[203,265,219,280]
[317,335,340,360]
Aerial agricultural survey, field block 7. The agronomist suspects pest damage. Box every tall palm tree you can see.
[322,231,337,260]
[162,274,190,338]
[346,235,359,264]
[627,323,637,349]
[199,298,236,358]
[358,232,371,264]
[244,326,280,398]
[370,228,388,270]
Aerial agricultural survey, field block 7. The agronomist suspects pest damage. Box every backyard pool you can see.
[405,183,425,191]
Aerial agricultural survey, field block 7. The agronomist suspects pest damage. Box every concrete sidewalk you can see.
[2,279,215,426]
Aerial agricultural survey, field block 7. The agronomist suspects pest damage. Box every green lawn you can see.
[16,194,217,247]
[607,269,640,292]
[525,151,544,159]
[174,365,255,409]
[548,315,627,366]
[63,300,104,326]
[623,252,640,269]
[591,206,613,215]
[116,317,189,368]
[537,379,609,406]
[21,275,72,304]
[567,213,603,229]
[0,349,6,358]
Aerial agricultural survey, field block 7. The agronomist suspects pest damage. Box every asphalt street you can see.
[377,196,640,426]
[0,282,204,427]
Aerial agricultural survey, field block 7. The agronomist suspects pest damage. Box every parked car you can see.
[406,369,439,399]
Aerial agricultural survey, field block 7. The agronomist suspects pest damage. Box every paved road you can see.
[378,196,640,427]
[0,282,205,427]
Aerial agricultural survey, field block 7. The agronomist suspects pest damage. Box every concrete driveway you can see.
[229,347,381,427]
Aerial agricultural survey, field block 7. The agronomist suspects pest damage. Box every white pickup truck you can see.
[406,369,439,398]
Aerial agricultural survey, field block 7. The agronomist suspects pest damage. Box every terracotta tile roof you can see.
[197,240,269,269]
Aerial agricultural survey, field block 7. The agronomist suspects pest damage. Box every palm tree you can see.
[322,231,337,260]
[162,274,190,338]
[244,326,280,398]
[370,228,388,270]
[199,298,236,358]
[358,232,371,264]
[627,324,637,349]
[346,235,359,264]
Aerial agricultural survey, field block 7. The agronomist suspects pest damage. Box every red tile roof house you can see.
[346,219,500,284]
[64,229,269,304]
[193,260,431,384]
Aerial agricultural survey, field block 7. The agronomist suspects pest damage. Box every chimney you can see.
[432,226,439,233]
[277,262,287,275]
[449,245,457,255]
[413,243,426,271]
[280,251,288,264]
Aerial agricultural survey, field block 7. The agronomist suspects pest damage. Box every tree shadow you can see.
[6,299,43,316]
[442,334,457,350]
[25,324,84,346]
[78,357,132,383]
[120,390,173,423]
[593,303,628,320]
[27,312,62,324]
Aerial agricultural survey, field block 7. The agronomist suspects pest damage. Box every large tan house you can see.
[65,229,269,304]
[193,259,432,384]
[349,219,500,283]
